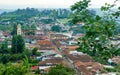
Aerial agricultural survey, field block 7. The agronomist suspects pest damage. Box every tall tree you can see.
[11,35,18,54]
[32,47,38,55]
[17,35,25,53]
[52,9,57,21]
[71,0,120,64]
[11,24,17,35]
[0,40,8,53]
[51,25,61,32]
[11,35,25,54]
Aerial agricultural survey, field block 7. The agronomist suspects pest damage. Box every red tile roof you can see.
[31,66,38,71]
[38,57,65,66]
[37,40,52,45]
[67,54,93,62]
[67,46,79,50]
[74,61,103,75]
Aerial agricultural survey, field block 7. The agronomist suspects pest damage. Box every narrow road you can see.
[43,23,81,75]
[50,39,81,75]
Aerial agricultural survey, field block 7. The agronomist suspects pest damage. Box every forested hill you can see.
[0,8,71,23]
[0,9,15,14]
[0,8,39,22]
[0,8,71,31]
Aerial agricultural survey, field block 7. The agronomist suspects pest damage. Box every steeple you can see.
[17,24,22,35]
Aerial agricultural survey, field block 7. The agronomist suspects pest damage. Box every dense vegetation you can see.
[0,23,40,75]
[71,0,120,64]
[0,56,38,75]
[0,8,39,22]
[47,64,75,75]
[0,8,71,23]
[11,35,25,53]
[51,25,62,32]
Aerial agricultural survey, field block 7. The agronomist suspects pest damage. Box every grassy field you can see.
[58,18,71,24]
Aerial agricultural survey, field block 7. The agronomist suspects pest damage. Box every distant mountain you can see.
[0,9,4,14]
[0,9,14,14]
[89,8,103,16]
[90,8,119,16]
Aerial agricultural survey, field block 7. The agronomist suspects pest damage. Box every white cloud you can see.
[0,0,119,9]
[90,0,120,8]
[0,0,79,9]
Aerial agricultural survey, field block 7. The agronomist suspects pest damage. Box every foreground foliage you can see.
[47,64,75,75]
[0,57,30,75]
[71,0,120,64]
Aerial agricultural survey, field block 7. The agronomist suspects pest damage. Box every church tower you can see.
[17,24,22,35]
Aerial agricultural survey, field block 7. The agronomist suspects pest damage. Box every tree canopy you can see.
[71,0,120,64]
[0,57,30,75]
[11,35,25,54]
[51,25,62,32]
[11,24,17,35]
[47,64,75,75]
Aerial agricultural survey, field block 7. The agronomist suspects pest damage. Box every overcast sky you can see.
[0,0,120,9]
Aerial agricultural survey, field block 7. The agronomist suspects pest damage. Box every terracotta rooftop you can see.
[39,47,54,50]
[74,61,103,75]
[23,35,44,40]
[38,57,65,66]
[37,40,52,45]
[111,56,120,64]
[67,45,79,50]
[67,54,93,62]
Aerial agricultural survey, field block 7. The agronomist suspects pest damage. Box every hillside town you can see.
[0,18,120,75]
[0,0,120,75]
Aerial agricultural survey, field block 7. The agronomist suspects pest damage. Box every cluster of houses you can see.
[51,34,104,75]
[32,24,120,75]
[0,22,120,75]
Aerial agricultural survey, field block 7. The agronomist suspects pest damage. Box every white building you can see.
[17,24,22,35]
